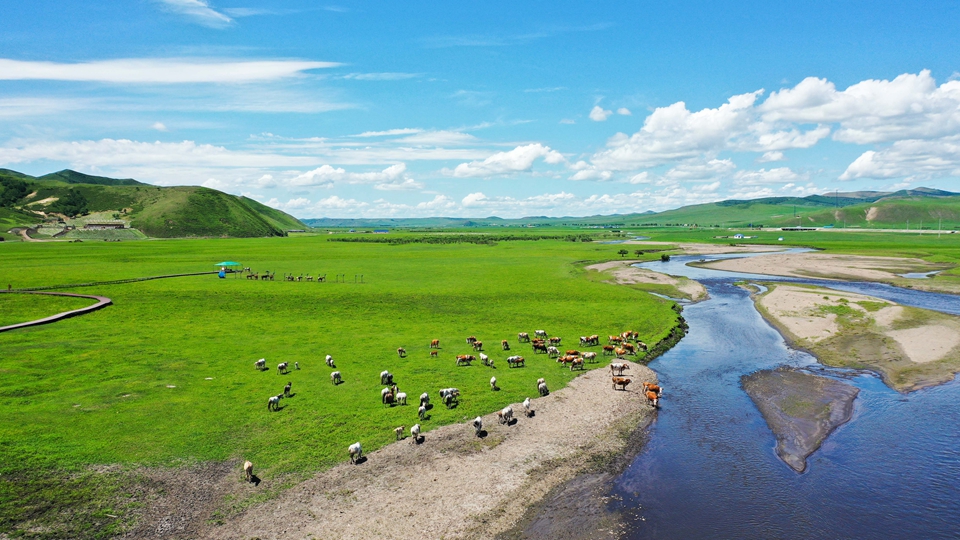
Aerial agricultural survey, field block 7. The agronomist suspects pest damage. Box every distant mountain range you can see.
[304,188,960,230]
[0,168,306,239]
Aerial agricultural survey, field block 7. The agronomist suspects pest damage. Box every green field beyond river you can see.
[0,235,679,535]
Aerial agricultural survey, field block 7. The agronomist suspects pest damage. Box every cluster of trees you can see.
[330,233,597,245]
[0,177,30,207]
[617,249,670,261]
[48,189,89,217]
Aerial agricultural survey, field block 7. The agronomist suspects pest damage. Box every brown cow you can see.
[602,345,616,355]
[609,336,624,344]
[645,391,659,408]
[456,355,475,366]
[466,336,477,344]
[612,377,631,391]
[548,337,562,345]
[472,341,483,351]
[397,347,406,358]
[518,332,530,342]
[558,355,577,365]
[622,343,636,355]
[429,350,438,358]
[615,347,628,357]
[430,339,440,349]
[642,382,662,396]
[565,349,580,356]
[570,358,584,371]
[502,339,510,351]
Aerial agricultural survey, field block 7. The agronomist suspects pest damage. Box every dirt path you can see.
[0,291,112,333]
[200,365,657,540]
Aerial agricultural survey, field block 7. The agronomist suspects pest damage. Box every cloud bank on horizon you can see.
[2,1,960,218]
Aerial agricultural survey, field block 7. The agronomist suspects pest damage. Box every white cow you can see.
[490,377,498,391]
[326,355,335,368]
[411,423,421,444]
[380,370,393,385]
[396,392,408,405]
[419,392,430,407]
[523,397,532,417]
[498,406,514,425]
[535,330,547,338]
[538,382,549,397]
[331,371,342,384]
[546,346,560,358]
[268,394,283,411]
[479,353,490,366]
[418,405,427,420]
[277,362,288,374]
[473,416,483,436]
[254,358,266,370]
[348,442,363,464]
[243,460,254,481]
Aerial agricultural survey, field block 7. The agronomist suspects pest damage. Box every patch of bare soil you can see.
[190,366,657,540]
[586,260,708,301]
[704,252,958,294]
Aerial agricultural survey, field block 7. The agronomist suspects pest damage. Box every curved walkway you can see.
[0,291,112,333]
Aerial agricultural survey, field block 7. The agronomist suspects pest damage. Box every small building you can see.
[83,222,126,230]
[733,233,744,239]
[373,229,389,234]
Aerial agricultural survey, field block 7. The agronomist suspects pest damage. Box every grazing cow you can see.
[397,347,406,358]
[382,390,394,406]
[396,392,408,405]
[610,362,630,376]
[283,381,292,397]
[243,460,253,482]
[622,343,636,355]
[498,406,514,425]
[380,370,393,385]
[430,339,440,349]
[418,405,427,420]
[548,337,562,346]
[546,346,560,358]
[523,397,532,417]
[295,362,300,370]
[538,381,549,397]
[535,330,547,339]
[268,394,282,411]
[331,371,342,385]
[602,345,616,355]
[612,377,632,391]
[558,355,577,366]
[466,336,477,344]
[420,392,430,407]
[609,336,624,344]
[637,341,648,352]
[348,442,363,464]
[255,358,266,370]
[394,426,405,440]
[615,347,628,358]
[645,391,659,408]
[411,424,421,444]
[473,416,483,436]
[502,340,510,351]
[570,358,584,371]
[326,355,335,368]
[456,355,475,366]
[537,378,545,386]
[583,352,598,363]
[444,393,456,408]
[439,388,460,403]
[306,275,313,282]
[277,362,288,374]
[581,335,599,346]
[490,377,498,391]
[642,382,662,396]
[507,355,525,368]
[430,350,438,358]
[518,332,530,342]
[472,341,483,351]
[532,343,548,354]
[565,349,580,357]
[479,353,490,366]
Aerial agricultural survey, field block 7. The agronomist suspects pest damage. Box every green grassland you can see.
[0,235,679,537]
[0,294,96,327]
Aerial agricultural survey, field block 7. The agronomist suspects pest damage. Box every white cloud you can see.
[352,128,423,138]
[152,122,168,132]
[397,130,478,146]
[0,58,338,84]
[589,106,613,121]
[447,143,564,178]
[757,151,785,163]
[664,159,736,181]
[290,163,416,188]
[559,119,576,125]
[617,107,632,116]
[839,136,960,180]
[733,167,803,186]
[156,0,232,28]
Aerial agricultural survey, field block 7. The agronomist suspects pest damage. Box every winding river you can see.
[613,252,960,539]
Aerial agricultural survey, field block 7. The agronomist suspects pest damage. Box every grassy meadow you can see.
[0,234,680,536]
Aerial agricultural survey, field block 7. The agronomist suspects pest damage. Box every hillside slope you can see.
[0,169,307,239]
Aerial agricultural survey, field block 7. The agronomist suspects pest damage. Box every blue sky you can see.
[2,1,960,218]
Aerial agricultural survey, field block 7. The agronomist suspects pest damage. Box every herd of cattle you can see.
[245,329,663,477]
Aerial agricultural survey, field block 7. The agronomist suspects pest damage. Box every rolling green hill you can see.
[0,169,307,239]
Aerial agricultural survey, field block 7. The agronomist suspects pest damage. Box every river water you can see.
[612,252,960,539]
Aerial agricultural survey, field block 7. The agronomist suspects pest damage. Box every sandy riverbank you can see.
[750,283,960,391]
[184,365,657,540]
[703,252,958,294]
[586,260,708,301]
[621,241,786,255]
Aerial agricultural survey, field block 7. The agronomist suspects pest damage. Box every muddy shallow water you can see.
[601,253,960,539]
